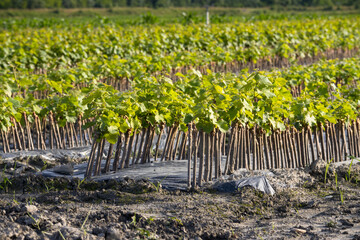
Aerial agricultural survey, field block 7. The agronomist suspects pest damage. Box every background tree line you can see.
[0,0,359,9]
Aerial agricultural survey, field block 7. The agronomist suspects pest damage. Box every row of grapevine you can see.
[1,18,360,86]
[1,48,358,102]
[1,58,359,155]
[83,58,360,187]
[0,75,95,151]
[0,114,93,153]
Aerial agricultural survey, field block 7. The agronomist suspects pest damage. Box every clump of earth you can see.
[0,153,360,240]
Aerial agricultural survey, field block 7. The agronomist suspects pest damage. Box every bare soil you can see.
[1,155,360,240]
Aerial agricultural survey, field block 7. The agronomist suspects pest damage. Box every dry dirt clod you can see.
[56,226,98,239]
[54,216,67,226]
[310,159,335,175]
[21,205,38,214]
[53,164,74,175]
[293,228,307,234]
[23,216,37,226]
[339,219,354,228]
[106,227,123,240]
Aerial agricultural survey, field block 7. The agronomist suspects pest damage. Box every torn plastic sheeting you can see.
[215,176,275,195]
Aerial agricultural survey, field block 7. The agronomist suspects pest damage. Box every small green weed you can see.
[170,216,183,226]
[147,216,155,224]
[40,160,48,171]
[27,196,34,205]
[0,165,12,193]
[324,158,334,184]
[58,230,66,240]
[326,220,336,228]
[130,214,138,227]
[345,157,355,182]
[137,227,157,239]
[44,180,55,193]
[81,210,91,236]
[13,191,19,205]
[13,161,17,176]
[27,213,41,230]
[149,175,167,192]
[339,188,344,204]
[335,172,338,189]
[77,178,86,190]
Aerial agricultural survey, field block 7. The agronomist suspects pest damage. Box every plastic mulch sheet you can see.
[214,176,276,195]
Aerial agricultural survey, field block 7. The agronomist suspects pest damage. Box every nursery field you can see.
[0,14,360,239]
